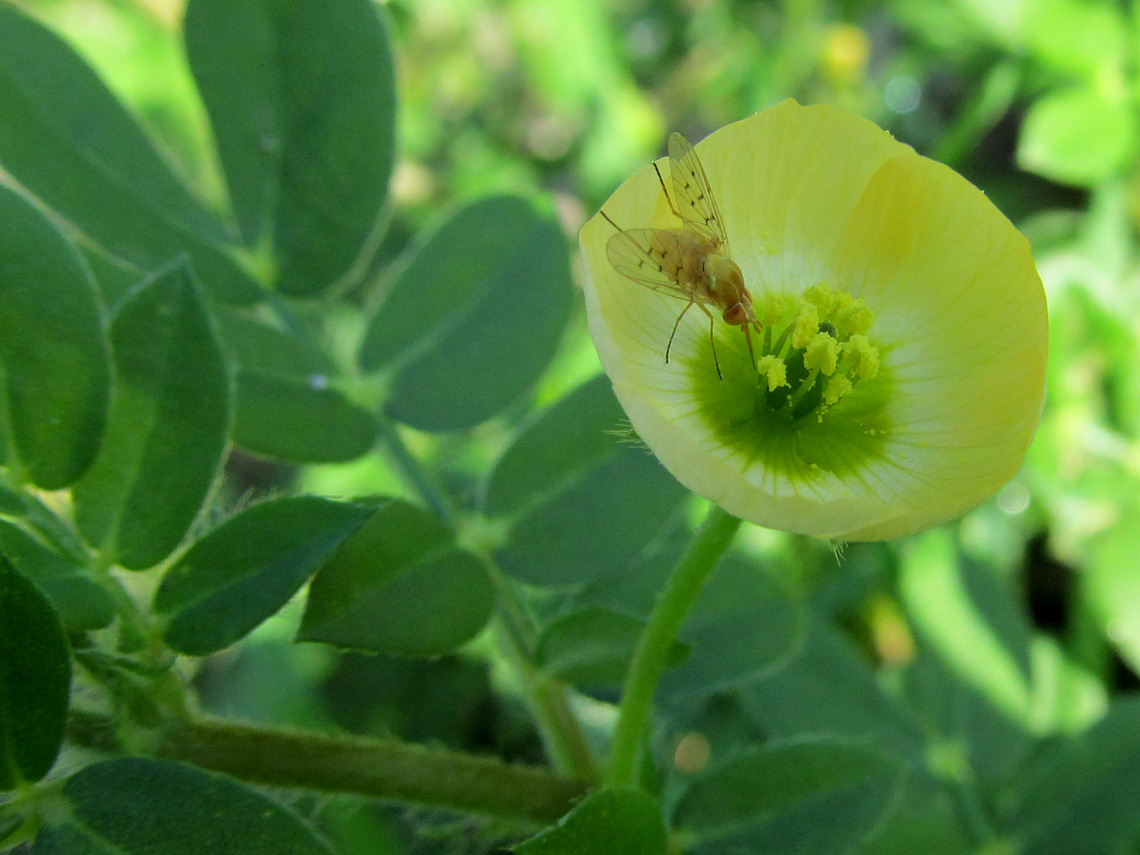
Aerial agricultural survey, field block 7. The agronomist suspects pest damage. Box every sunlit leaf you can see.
[1024,0,1127,77]
[898,529,1033,726]
[1018,87,1137,187]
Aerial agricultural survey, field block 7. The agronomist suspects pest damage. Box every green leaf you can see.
[0,519,114,630]
[185,0,396,296]
[499,451,686,586]
[898,529,1033,726]
[35,758,334,854]
[360,196,573,431]
[537,607,688,686]
[73,261,233,569]
[485,373,627,517]
[1004,699,1140,855]
[1024,0,1127,78]
[1077,494,1140,675]
[82,246,145,310]
[234,376,378,462]
[155,496,371,656]
[1017,87,1137,187]
[487,376,688,586]
[0,556,70,790]
[0,488,90,565]
[299,499,495,656]
[0,6,261,306]
[217,309,377,462]
[740,617,925,757]
[0,185,110,489]
[673,739,905,853]
[899,648,1030,790]
[859,770,974,855]
[514,788,667,855]
[573,548,805,697]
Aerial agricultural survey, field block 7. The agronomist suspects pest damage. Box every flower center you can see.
[752,285,880,422]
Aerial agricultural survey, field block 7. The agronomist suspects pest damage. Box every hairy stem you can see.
[155,716,591,826]
[607,504,742,788]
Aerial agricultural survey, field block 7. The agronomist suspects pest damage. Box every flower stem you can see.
[151,716,591,826]
[607,505,742,788]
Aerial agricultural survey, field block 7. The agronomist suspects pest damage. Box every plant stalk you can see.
[607,504,742,788]
[155,716,591,826]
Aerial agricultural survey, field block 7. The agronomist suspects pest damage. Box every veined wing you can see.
[605,227,707,302]
[667,132,728,247]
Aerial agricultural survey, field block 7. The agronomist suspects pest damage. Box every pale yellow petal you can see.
[830,153,1047,539]
[580,100,1047,541]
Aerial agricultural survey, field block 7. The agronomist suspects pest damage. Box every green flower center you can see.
[692,284,890,481]
[752,285,880,423]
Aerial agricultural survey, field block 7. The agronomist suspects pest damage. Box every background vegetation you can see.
[3,0,1140,853]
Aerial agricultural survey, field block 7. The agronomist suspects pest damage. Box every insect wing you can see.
[667,132,728,246]
[605,227,706,302]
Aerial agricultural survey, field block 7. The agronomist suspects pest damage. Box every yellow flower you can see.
[579,100,1047,541]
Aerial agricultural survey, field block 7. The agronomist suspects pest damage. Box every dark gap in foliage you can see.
[225,450,297,497]
[320,652,546,766]
[1023,533,1073,634]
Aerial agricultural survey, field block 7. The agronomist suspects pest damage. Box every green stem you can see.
[608,505,742,788]
[141,716,589,826]
[376,419,599,783]
[375,418,455,527]
[950,777,995,845]
[493,613,601,783]
[481,553,601,783]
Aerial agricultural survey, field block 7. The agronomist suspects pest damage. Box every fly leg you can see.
[666,300,695,365]
[653,162,684,221]
[740,323,757,371]
[696,303,723,379]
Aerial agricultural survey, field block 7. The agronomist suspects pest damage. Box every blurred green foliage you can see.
[4,0,1140,853]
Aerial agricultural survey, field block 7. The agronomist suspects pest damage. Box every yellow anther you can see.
[844,334,880,379]
[824,374,852,406]
[756,355,788,392]
[804,285,838,316]
[759,294,793,327]
[804,332,839,375]
[837,299,873,336]
[752,284,878,421]
[792,303,820,348]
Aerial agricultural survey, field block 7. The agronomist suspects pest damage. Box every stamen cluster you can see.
[753,285,879,421]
